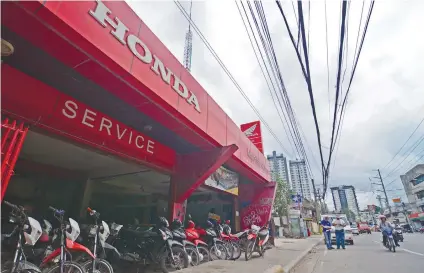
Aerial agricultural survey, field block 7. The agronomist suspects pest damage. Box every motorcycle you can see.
[184,220,210,264]
[220,220,242,260]
[105,217,189,273]
[394,227,403,242]
[244,225,270,261]
[170,219,199,266]
[1,201,42,273]
[383,228,396,253]
[195,220,228,260]
[75,207,114,273]
[40,206,96,272]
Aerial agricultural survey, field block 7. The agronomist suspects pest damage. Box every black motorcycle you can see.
[394,227,404,242]
[105,217,188,273]
[170,219,200,266]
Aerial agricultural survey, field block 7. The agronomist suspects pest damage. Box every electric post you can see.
[377,169,392,216]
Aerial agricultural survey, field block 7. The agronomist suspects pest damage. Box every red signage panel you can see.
[1,65,176,171]
[240,184,276,230]
[240,121,264,154]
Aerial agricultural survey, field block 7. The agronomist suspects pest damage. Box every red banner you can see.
[240,185,276,230]
[240,121,264,154]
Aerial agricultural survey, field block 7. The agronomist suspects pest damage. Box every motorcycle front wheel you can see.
[209,243,228,261]
[42,261,85,273]
[81,258,114,273]
[230,242,242,260]
[160,246,189,273]
[244,240,255,261]
[184,245,200,266]
[197,246,210,264]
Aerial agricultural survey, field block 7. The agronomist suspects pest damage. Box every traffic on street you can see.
[293,232,424,273]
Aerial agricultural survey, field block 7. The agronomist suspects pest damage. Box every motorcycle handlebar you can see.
[4,200,18,210]
[49,206,65,215]
[87,207,100,218]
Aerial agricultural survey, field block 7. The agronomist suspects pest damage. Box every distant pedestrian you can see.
[332,216,346,249]
[320,216,333,250]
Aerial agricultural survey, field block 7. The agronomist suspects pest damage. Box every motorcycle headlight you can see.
[89,226,97,236]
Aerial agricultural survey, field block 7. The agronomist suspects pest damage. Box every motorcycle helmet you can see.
[157,216,169,228]
[187,220,195,229]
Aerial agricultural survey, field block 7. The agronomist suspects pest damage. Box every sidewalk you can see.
[177,235,323,273]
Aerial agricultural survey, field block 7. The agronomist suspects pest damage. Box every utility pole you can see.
[311,179,321,221]
[376,195,384,211]
[377,169,392,216]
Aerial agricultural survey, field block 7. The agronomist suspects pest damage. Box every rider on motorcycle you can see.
[379,215,400,247]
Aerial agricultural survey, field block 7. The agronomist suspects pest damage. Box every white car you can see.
[330,227,354,245]
[350,225,360,235]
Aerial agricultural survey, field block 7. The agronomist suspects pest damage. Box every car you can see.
[329,227,354,245]
[350,224,360,235]
[359,223,372,234]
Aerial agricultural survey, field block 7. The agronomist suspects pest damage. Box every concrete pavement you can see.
[292,232,424,273]
[177,236,323,273]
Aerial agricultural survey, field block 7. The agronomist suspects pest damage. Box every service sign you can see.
[240,121,264,154]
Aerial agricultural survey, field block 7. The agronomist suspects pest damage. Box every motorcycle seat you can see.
[121,228,157,238]
[258,230,269,237]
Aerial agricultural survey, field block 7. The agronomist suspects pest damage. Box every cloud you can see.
[129,0,424,210]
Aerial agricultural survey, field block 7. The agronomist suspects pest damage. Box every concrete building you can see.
[331,185,360,218]
[400,164,424,212]
[267,151,290,184]
[289,159,311,199]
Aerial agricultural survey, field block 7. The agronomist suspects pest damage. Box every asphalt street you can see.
[292,232,424,273]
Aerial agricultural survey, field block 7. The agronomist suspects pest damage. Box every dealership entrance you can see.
[2,129,173,225]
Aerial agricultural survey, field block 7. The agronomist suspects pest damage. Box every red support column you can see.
[169,144,238,222]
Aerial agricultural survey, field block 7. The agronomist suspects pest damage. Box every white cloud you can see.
[128,0,424,209]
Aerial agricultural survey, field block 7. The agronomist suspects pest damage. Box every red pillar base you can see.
[169,145,238,222]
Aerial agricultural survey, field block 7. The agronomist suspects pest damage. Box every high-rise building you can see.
[330,185,360,217]
[289,159,312,199]
[267,151,290,184]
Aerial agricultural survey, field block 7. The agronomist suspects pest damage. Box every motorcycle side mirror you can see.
[187,214,192,220]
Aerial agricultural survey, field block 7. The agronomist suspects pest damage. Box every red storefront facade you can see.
[1,0,274,229]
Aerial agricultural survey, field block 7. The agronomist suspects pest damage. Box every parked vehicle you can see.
[34,206,86,273]
[184,220,210,264]
[350,223,360,235]
[170,219,199,266]
[244,225,270,261]
[75,207,114,273]
[1,201,42,273]
[221,220,242,260]
[195,220,228,260]
[105,217,189,273]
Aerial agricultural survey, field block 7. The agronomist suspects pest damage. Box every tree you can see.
[342,208,357,222]
[273,176,291,216]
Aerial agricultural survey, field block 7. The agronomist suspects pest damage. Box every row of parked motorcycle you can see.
[1,201,272,273]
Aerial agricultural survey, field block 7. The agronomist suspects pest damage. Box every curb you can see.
[264,238,323,273]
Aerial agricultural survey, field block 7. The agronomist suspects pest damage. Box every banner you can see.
[241,121,264,154]
[392,198,401,204]
[205,166,239,195]
[240,185,276,230]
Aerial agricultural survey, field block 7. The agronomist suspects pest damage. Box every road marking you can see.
[372,240,424,256]
[399,248,424,256]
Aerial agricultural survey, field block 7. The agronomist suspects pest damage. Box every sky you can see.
[127,0,424,210]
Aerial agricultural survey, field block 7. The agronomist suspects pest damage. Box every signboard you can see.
[240,186,276,230]
[392,198,401,204]
[241,121,264,154]
[205,166,239,195]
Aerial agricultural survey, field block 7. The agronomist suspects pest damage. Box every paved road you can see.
[292,232,424,273]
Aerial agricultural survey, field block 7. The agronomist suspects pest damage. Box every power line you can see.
[382,116,424,170]
[173,0,291,155]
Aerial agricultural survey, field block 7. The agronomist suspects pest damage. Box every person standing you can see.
[332,215,346,249]
[320,216,333,250]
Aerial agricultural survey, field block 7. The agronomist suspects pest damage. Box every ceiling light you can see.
[1,39,14,57]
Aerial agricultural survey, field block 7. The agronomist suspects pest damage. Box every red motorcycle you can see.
[40,206,95,270]
[244,225,270,261]
[184,220,210,264]
[220,220,242,260]
[193,220,228,260]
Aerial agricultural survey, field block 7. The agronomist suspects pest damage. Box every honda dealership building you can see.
[1,0,275,230]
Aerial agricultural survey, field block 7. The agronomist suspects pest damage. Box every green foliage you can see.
[273,176,291,216]
[342,208,357,221]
